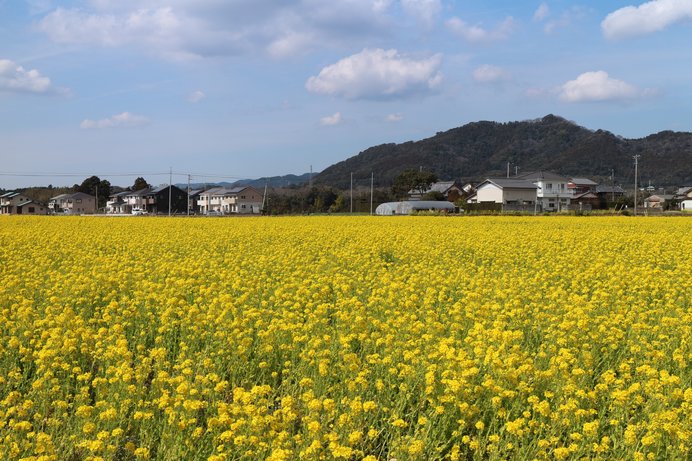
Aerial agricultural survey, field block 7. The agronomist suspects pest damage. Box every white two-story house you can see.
[198,186,263,214]
[515,171,572,211]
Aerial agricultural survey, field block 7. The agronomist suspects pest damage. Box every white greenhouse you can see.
[375,201,455,215]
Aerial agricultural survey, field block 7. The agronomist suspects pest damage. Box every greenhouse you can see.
[375,201,455,215]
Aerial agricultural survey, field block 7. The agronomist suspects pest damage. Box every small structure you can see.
[475,179,538,205]
[644,194,674,209]
[595,185,625,205]
[106,191,131,214]
[375,201,454,215]
[49,192,96,214]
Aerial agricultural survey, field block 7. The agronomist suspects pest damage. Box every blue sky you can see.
[1,0,691,188]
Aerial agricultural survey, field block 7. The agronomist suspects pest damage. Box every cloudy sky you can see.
[1,0,691,188]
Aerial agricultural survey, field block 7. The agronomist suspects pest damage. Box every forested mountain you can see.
[315,115,692,188]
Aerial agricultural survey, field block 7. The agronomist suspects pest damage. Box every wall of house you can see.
[476,184,504,203]
[503,188,537,204]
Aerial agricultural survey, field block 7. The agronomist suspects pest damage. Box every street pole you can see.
[168,167,172,217]
[350,172,353,213]
[187,174,191,216]
[633,155,640,216]
[370,172,374,215]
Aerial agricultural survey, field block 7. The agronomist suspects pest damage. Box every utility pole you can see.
[95,185,98,214]
[350,172,353,213]
[633,155,640,216]
[187,174,191,216]
[370,171,374,215]
[611,169,615,203]
[309,165,313,188]
[168,167,172,217]
[507,162,510,178]
[514,165,519,176]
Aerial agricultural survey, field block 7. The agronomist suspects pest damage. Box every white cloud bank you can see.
[80,112,150,129]
[306,48,443,100]
[319,112,343,126]
[533,3,550,22]
[446,16,516,44]
[559,71,649,102]
[0,59,63,94]
[602,0,692,39]
[385,113,403,122]
[472,64,509,83]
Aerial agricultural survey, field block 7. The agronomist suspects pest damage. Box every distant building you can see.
[568,178,598,195]
[515,171,571,211]
[49,192,96,214]
[474,178,538,205]
[674,186,692,211]
[644,194,674,209]
[0,191,47,215]
[410,181,464,201]
[198,186,263,214]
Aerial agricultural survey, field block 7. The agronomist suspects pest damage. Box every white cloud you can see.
[306,48,443,100]
[401,0,441,28]
[602,0,692,39]
[533,3,550,22]
[187,90,205,103]
[80,111,150,129]
[0,59,63,94]
[385,113,403,122]
[558,71,645,102]
[35,1,396,60]
[472,64,510,83]
[446,16,516,44]
[320,112,343,126]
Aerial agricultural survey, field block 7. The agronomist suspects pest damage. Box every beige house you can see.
[474,178,538,205]
[643,194,674,209]
[198,186,263,214]
[0,191,47,215]
[675,186,692,212]
[49,192,96,214]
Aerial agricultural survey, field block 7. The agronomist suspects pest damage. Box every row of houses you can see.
[0,185,264,215]
[106,185,264,215]
[407,172,692,212]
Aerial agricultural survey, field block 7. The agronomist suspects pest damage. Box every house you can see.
[376,201,455,215]
[198,186,263,214]
[106,191,132,214]
[644,194,674,209]
[474,178,538,206]
[568,178,598,195]
[410,181,464,201]
[141,185,188,214]
[0,191,47,214]
[49,192,96,214]
[187,189,203,214]
[675,186,692,211]
[572,191,600,211]
[515,171,571,211]
[594,185,625,207]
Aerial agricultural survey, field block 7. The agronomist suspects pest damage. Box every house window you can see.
[545,183,552,190]
[241,204,246,208]
[241,195,246,199]
[28,207,35,213]
[76,199,82,203]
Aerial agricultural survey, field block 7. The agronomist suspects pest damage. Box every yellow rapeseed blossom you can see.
[0,215,689,460]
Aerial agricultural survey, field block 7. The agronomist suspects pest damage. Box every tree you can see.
[422,190,446,201]
[391,169,438,199]
[132,177,150,191]
[75,176,111,209]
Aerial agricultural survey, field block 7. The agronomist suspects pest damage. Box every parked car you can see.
[132,208,148,215]
[206,210,224,216]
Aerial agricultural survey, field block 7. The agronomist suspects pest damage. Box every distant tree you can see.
[132,177,150,191]
[75,176,111,208]
[391,169,438,199]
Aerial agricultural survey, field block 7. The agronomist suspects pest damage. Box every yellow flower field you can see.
[0,215,690,461]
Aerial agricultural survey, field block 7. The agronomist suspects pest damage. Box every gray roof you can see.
[569,178,598,186]
[645,194,674,201]
[480,178,538,189]
[1,191,19,198]
[516,171,569,181]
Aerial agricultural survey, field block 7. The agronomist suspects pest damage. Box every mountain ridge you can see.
[315,115,692,189]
